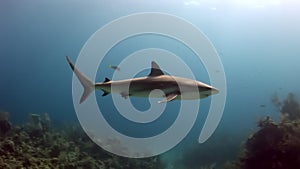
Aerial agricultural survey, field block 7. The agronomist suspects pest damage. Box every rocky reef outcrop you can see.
[234,93,300,169]
[0,111,11,137]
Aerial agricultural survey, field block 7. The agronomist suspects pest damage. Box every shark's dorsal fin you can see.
[104,77,110,83]
[148,61,164,77]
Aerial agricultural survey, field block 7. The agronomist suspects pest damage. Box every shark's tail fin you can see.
[66,56,95,104]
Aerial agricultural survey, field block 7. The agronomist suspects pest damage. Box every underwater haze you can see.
[1,0,300,168]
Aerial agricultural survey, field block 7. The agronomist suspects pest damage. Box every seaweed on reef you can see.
[234,93,300,169]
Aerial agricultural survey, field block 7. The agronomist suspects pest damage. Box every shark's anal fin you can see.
[158,93,178,103]
[102,91,110,97]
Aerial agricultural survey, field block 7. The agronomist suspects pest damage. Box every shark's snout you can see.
[211,87,219,94]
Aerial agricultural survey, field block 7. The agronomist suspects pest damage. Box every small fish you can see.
[108,64,120,71]
[259,104,266,108]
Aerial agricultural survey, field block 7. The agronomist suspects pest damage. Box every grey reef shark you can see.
[66,56,219,104]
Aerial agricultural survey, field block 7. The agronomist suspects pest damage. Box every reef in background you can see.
[231,93,300,169]
[172,132,241,169]
[0,112,164,169]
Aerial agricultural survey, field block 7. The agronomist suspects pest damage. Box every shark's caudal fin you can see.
[66,56,95,104]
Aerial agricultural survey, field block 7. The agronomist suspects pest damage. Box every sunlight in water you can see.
[232,0,281,7]
[183,0,285,7]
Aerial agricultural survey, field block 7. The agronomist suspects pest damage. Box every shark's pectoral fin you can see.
[120,92,130,99]
[158,93,178,103]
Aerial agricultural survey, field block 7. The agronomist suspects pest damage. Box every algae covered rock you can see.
[28,113,43,131]
[0,111,11,136]
[41,113,51,131]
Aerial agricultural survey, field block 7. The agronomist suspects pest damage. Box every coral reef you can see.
[235,93,300,169]
[0,113,164,169]
[172,133,240,169]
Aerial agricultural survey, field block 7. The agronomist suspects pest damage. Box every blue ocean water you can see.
[1,0,300,168]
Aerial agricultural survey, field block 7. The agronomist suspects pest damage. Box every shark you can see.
[66,56,219,104]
